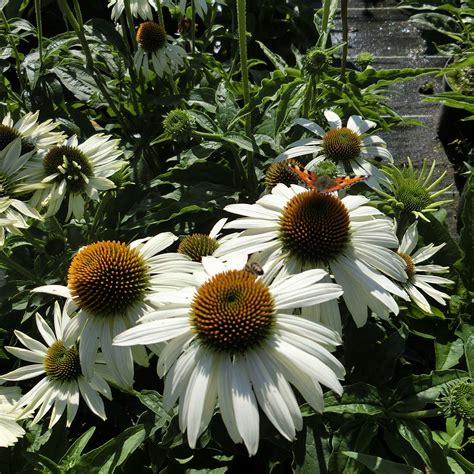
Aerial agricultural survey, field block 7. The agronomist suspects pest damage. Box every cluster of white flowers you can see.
[1,109,453,456]
[0,111,127,244]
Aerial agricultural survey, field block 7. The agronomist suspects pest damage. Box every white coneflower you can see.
[1,302,112,428]
[0,111,64,154]
[108,0,157,21]
[33,233,202,389]
[114,256,345,455]
[135,21,187,78]
[0,139,43,246]
[214,184,409,330]
[0,386,26,448]
[22,134,126,220]
[179,0,208,19]
[397,222,453,313]
[274,110,392,188]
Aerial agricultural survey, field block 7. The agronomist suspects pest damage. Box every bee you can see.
[243,262,264,276]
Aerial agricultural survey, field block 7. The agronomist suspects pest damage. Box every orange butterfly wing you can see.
[288,164,318,189]
[288,163,368,192]
[323,175,368,193]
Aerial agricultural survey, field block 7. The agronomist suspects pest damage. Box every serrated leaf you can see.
[341,451,423,473]
[72,425,147,474]
[395,419,451,473]
[324,383,385,416]
[391,369,469,411]
[435,339,464,370]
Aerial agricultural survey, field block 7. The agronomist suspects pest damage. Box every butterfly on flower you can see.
[288,163,368,193]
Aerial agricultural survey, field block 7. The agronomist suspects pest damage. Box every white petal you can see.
[347,115,376,134]
[324,110,342,128]
[113,318,190,346]
[230,354,260,456]
[1,364,45,381]
[32,285,71,299]
[294,118,325,136]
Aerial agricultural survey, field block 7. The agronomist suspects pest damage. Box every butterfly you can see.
[288,164,368,193]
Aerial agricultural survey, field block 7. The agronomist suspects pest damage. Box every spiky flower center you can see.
[313,160,339,178]
[68,241,150,317]
[265,159,304,191]
[163,109,195,142]
[0,173,11,198]
[303,47,331,76]
[451,382,474,422]
[136,22,167,53]
[395,179,432,212]
[43,146,93,194]
[323,127,362,161]
[178,234,219,262]
[0,124,35,154]
[398,252,416,279]
[0,124,21,151]
[279,191,351,264]
[191,270,275,353]
[44,341,81,381]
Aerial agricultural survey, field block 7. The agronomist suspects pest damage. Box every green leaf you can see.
[256,40,288,72]
[53,64,101,103]
[137,390,171,430]
[329,420,379,474]
[222,132,260,153]
[435,339,464,370]
[292,417,330,474]
[324,383,385,416]
[73,425,147,474]
[22,452,62,474]
[60,427,96,468]
[391,369,469,411]
[396,419,451,473]
[353,67,440,90]
[341,451,423,473]
[457,172,473,289]
[465,334,474,378]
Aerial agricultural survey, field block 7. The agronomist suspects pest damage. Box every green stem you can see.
[319,0,332,48]
[0,251,40,283]
[155,0,165,27]
[193,131,223,141]
[449,449,474,472]
[391,408,444,419]
[236,0,257,193]
[123,0,138,48]
[396,211,413,241]
[302,74,316,118]
[88,193,112,241]
[0,10,26,95]
[35,0,43,67]
[340,0,348,79]
[57,0,129,132]
[236,0,251,135]
[119,15,141,115]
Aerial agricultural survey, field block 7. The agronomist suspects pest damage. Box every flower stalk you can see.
[236,0,257,194]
